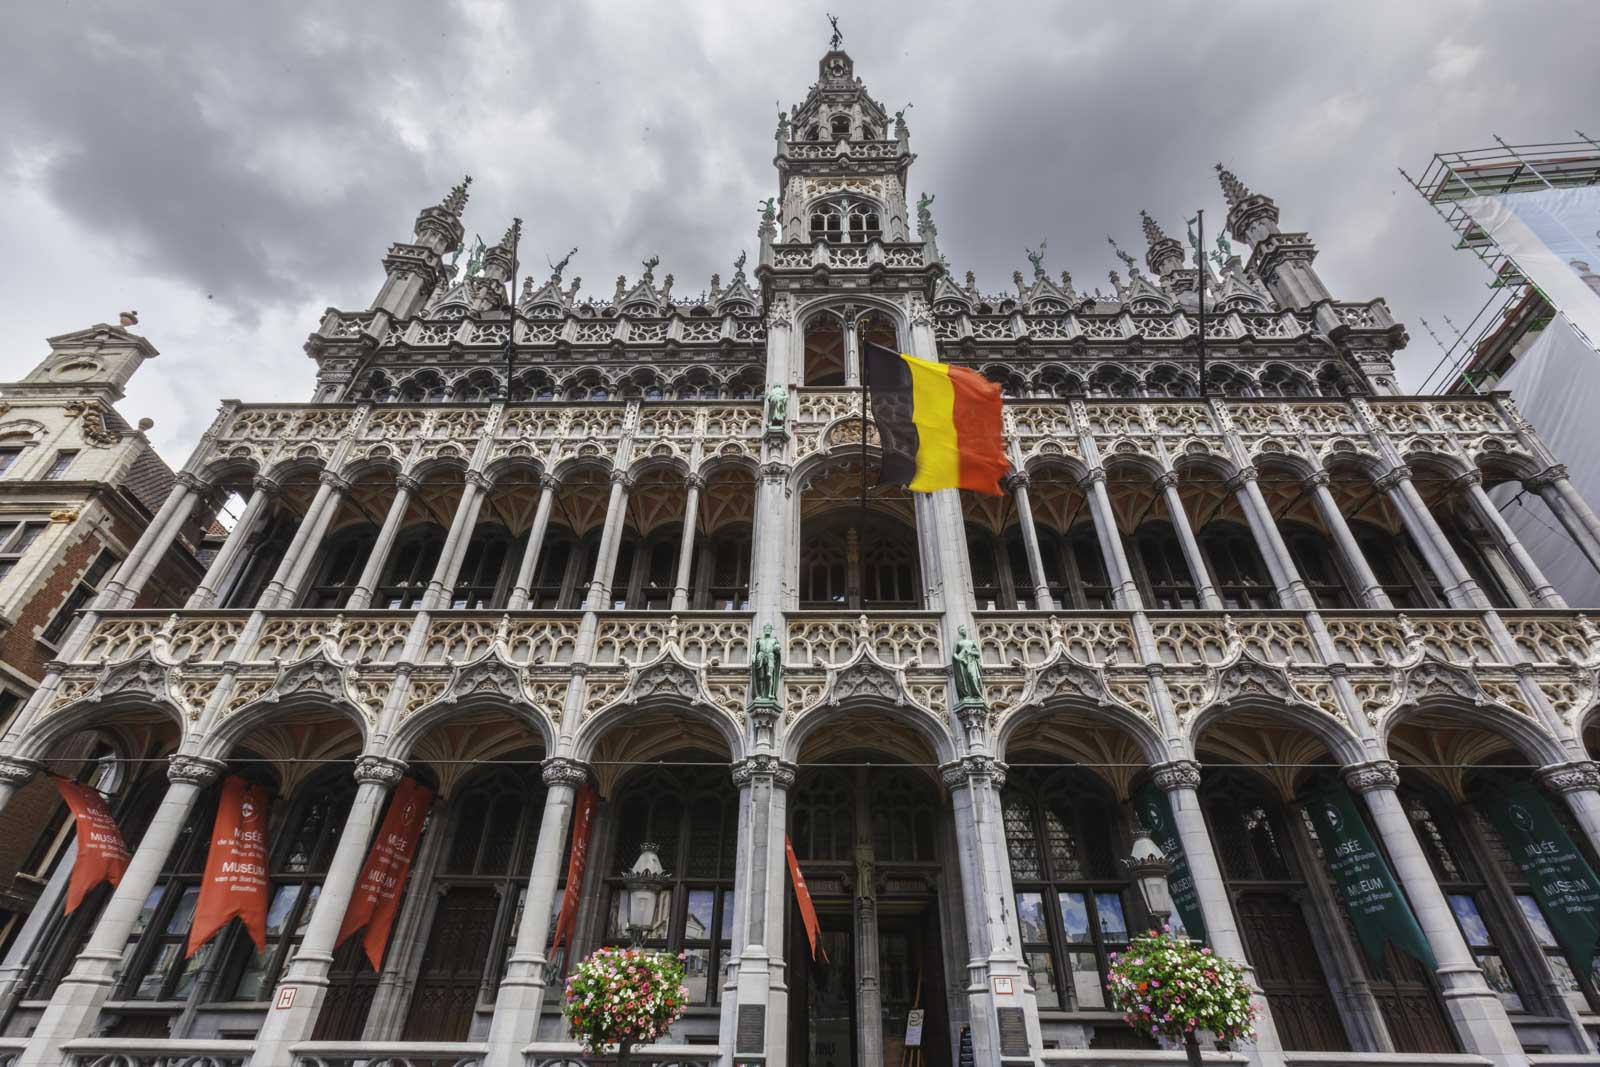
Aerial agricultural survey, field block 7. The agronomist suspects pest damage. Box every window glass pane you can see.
[129,887,164,940]
[164,886,202,934]
[135,942,180,999]
[1477,954,1523,1012]
[1095,892,1128,942]
[293,885,320,934]
[1016,892,1049,943]
[682,946,712,1004]
[1058,892,1091,943]
[720,890,734,941]
[172,942,211,999]
[1025,951,1060,1010]
[1448,894,1493,947]
[1516,894,1559,948]
[685,889,715,941]
[233,946,275,1001]
[1068,951,1105,1008]
[265,884,303,937]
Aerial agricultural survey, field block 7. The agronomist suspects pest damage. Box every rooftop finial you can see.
[1140,210,1167,246]
[549,246,578,282]
[642,254,660,282]
[1215,163,1251,208]
[497,217,523,253]
[1107,235,1139,276]
[1025,240,1047,281]
[827,12,842,50]
[442,175,472,217]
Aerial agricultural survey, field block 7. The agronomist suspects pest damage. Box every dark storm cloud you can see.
[4,0,1600,462]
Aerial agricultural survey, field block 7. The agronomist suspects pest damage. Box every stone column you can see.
[1005,472,1055,611]
[1228,468,1314,610]
[0,755,44,818]
[671,473,705,612]
[1537,762,1600,865]
[1375,466,1490,609]
[345,473,419,610]
[725,755,795,1067]
[842,306,861,386]
[485,757,588,1067]
[1345,761,1525,1066]
[17,754,224,1067]
[248,755,405,1067]
[1531,465,1600,575]
[1157,471,1222,610]
[1304,471,1393,609]
[1453,472,1565,607]
[944,756,1038,1067]
[110,472,209,608]
[1082,468,1142,610]
[583,470,633,610]
[186,476,277,608]
[853,763,885,1067]
[111,473,208,607]
[1149,761,1287,1066]
[506,474,560,611]
[255,471,339,609]
[422,470,492,610]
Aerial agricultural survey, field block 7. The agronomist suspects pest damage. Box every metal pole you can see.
[1196,209,1207,398]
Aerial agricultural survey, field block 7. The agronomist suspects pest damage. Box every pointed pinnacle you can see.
[1215,163,1250,208]
[1140,210,1168,246]
[442,175,473,217]
[498,217,523,251]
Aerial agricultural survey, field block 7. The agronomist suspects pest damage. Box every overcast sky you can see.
[3,1,1598,467]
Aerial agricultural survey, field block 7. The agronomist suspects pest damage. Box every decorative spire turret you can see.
[441,175,472,217]
[481,217,522,284]
[1214,162,1280,244]
[1140,211,1185,279]
[1215,164,1250,208]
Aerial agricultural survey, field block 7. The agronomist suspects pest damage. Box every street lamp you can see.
[622,842,669,948]
[1124,825,1172,928]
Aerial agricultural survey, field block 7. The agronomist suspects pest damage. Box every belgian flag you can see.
[864,342,1010,495]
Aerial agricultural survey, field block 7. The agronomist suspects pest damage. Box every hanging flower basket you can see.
[563,946,690,1058]
[1107,927,1256,1059]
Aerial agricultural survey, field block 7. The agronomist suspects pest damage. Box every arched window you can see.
[696,526,752,611]
[1039,525,1112,610]
[403,764,546,1041]
[967,524,1033,611]
[790,768,854,862]
[1351,521,1432,609]
[377,525,447,609]
[529,527,580,609]
[1036,366,1084,399]
[803,313,846,386]
[1258,366,1313,397]
[847,202,882,243]
[1199,522,1277,609]
[301,525,378,610]
[399,373,448,403]
[800,514,921,609]
[607,765,737,1004]
[808,197,882,245]
[1434,502,1515,609]
[219,511,296,609]
[1282,522,1355,609]
[1132,521,1199,609]
[1003,765,1129,1013]
[830,114,851,139]
[1207,366,1256,397]
[619,526,680,611]
[1087,367,1140,399]
[451,373,499,402]
[869,768,937,863]
[451,524,519,609]
[1203,769,1350,1051]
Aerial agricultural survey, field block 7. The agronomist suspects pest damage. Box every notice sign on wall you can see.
[188,775,272,954]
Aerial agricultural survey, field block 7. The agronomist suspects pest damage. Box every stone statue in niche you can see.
[952,624,985,706]
[764,382,788,433]
[752,623,782,704]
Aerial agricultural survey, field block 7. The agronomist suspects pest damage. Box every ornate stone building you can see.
[7,44,1600,1067]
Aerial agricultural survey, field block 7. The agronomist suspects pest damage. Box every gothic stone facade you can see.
[8,46,1600,1067]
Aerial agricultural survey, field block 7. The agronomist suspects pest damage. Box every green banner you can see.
[1135,785,1208,943]
[1305,785,1437,971]
[1484,781,1600,966]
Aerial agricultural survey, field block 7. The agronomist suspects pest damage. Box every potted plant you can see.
[563,945,690,1064]
[1106,927,1256,1067]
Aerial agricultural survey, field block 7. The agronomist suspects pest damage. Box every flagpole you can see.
[506,218,523,401]
[1196,209,1208,398]
[859,332,869,609]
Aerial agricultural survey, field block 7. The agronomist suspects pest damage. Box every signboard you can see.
[905,1008,925,1047]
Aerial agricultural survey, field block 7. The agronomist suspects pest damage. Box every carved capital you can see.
[175,471,212,494]
[465,469,495,492]
[319,469,354,495]
[610,469,636,491]
[1536,760,1600,795]
[685,473,708,492]
[1077,467,1107,490]
[1224,468,1258,493]
[1342,759,1400,794]
[167,753,227,787]
[539,472,562,493]
[395,473,424,494]
[1451,470,1483,491]
[1149,760,1202,791]
[353,754,408,787]
[1373,465,1412,494]
[760,461,792,482]
[939,755,1006,790]
[0,755,45,788]
[1002,471,1031,492]
[1154,471,1180,492]
[1301,470,1331,490]
[251,474,283,498]
[1528,465,1570,492]
[731,754,797,789]
[541,756,591,789]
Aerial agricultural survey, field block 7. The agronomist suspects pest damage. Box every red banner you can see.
[337,776,432,970]
[187,775,271,955]
[786,834,828,962]
[551,783,596,952]
[53,777,131,914]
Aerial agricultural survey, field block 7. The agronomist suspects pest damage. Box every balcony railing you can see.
[291,1042,484,1067]
[59,1038,254,1067]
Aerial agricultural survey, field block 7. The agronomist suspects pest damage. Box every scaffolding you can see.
[1401,135,1600,391]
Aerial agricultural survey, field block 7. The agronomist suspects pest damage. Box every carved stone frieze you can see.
[1535,761,1600,795]
[541,756,591,788]
[1342,760,1400,794]
[1149,760,1202,791]
[731,754,797,789]
[354,754,409,786]
[167,753,227,786]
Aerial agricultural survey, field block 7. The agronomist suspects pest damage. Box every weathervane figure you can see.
[827,13,842,50]
[549,246,578,282]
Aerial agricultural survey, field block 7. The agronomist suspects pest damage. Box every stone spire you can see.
[441,175,472,217]
[1215,163,1251,208]
[1141,211,1185,279]
[1214,162,1281,246]
[481,217,523,284]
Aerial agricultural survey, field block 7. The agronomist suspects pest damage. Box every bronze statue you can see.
[752,623,782,703]
[764,382,788,433]
[952,624,985,705]
[759,197,777,224]
[827,13,842,50]
[549,246,578,281]
[641,254,660,280]
[1026,239,1048,280]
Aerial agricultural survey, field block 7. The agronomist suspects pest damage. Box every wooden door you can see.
[402,886,503,1041]
[1236,891,1350,1052]
[1366,944,1457,1054]
[311,938,380,1041]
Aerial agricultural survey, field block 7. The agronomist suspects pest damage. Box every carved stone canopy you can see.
[1016,644,1114,710]
[1392,655,1486,711]
[441,651,526,706]
[1204,651,1301,713]
[90,651,175,709]
[818,643,921,712]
